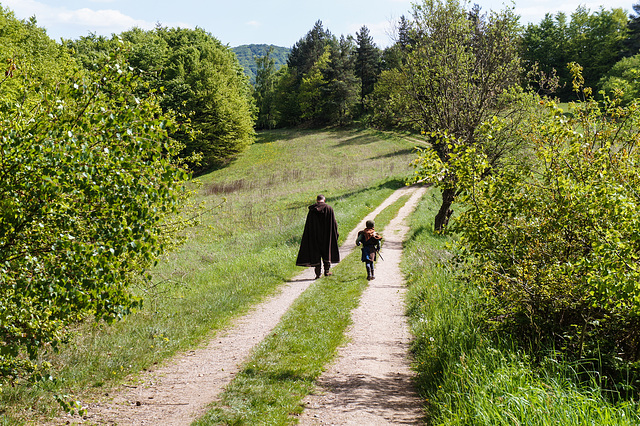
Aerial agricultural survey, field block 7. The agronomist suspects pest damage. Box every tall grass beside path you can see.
[2,128,417,424]
[403,190,640,425]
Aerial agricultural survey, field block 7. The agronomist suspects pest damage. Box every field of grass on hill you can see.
[1,128,419,423]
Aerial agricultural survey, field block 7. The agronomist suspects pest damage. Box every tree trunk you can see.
[434,187,456,232]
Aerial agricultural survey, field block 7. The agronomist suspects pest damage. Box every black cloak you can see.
[295,201,340,267]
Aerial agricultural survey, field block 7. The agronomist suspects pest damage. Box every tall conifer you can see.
[355,25,381,104]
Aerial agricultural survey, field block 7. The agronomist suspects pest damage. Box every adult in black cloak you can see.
[296,194,340,279]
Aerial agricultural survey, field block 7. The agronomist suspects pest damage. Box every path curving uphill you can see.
[52,185,426,425]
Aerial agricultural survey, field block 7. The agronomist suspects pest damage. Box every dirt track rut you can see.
[54,185,426,425]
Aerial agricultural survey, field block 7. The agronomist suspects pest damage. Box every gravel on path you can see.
[51,185,425,426]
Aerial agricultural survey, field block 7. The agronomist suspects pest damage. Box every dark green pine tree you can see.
[254,47,278,129]
[325,35,360,124]
[287,20,333,80]
[623,3,640,56]
[397,15,413,50]
[355,25,381,104]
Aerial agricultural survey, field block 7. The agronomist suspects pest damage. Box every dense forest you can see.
[3,0,640,422]
[232,44,290,84]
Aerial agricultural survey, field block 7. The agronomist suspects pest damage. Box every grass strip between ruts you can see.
[193,192,413,425]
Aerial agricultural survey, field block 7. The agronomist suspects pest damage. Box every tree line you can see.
[253,3,640,130]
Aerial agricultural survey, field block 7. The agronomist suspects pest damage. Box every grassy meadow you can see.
[1,128,418,423]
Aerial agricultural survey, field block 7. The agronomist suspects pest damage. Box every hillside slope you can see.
[232,44,290,84]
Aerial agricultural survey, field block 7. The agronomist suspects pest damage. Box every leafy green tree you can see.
[567,7,627,94]
[155,27,255,172]
[272,65,300,127]
[0,6,76,103]
[599,53,640,104]
[355,25,381,105]
[298,47,331,122]
[69,27,256,174]
[521,13,570,95]
[274,21,361,127]
[121,27,170,82]
[275,20,334,126]
[366,68,416,130]
[377,16,412,73]
[402,0,522,231]
[0,46,192,381]
[288,20,333,80]
[522,7,627,100]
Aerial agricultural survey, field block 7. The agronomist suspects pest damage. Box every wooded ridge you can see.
[232,44,290,84]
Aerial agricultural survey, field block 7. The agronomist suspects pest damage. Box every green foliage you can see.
[355,25,381,104]
[156,27,257,173]
[397,0,522,231]
[232,44,290,84]
[0,45,192,382]
[521,6,628,100]
[366,68,416,130]
[0,6,76,104]
[599,54,640,104]
[404,191,640,425]
[275,20,335,127]
[272,65,301,127]
[254,47,279,130]
[442,67,640,375]
[68,27,256,174]
[298,48,331,121]
[287,20,333,80]
[623,3,640,57]
[272,20,363,127]
[324,35,360,125]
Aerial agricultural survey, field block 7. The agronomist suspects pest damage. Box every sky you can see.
[1,0,636,48]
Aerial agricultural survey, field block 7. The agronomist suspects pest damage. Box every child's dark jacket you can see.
[356,227,382,262]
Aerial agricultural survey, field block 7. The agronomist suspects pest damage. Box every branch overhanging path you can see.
[54,185,426,425]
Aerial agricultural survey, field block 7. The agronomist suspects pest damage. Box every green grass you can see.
[193,191,412,425]
[403,189,640,425]
[0,127,418,424]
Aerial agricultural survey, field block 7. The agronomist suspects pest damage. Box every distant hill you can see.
[232,44,290,85]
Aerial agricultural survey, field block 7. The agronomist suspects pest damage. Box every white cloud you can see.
[245,20,261,27]
[57,8,152,30]
[1,0,189,39]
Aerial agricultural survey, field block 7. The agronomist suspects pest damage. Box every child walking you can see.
[355,220,382,280]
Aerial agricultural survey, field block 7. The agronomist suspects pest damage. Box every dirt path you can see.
[297,186,427,425]
[53,185,425,425]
